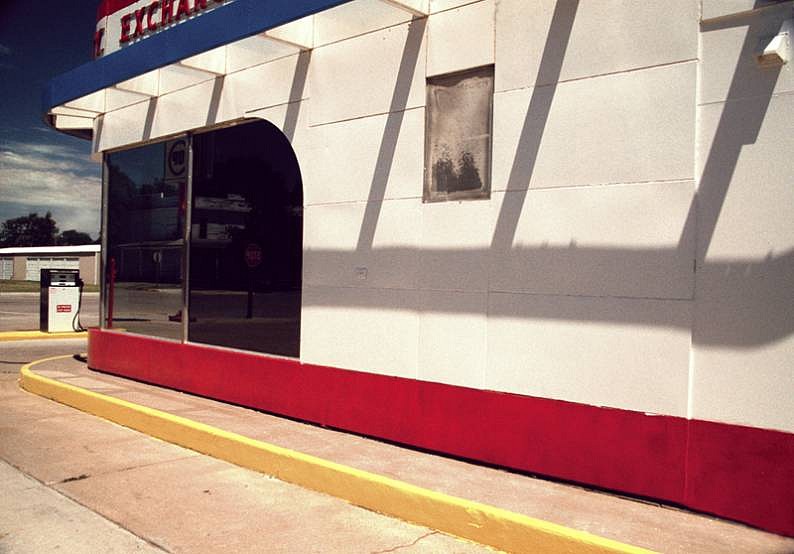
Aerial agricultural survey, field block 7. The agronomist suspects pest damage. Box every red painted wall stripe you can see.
[87,328,794,537]
[684,420,794,537]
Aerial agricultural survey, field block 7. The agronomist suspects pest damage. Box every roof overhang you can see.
[44,0,429,138]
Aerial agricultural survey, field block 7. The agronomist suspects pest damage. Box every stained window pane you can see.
[425,66,493,202]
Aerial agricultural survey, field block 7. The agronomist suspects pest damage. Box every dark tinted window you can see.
[188,120,302,357]
[105,138,187,340]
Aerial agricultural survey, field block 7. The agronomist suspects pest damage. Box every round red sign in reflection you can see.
[244,243,262,268]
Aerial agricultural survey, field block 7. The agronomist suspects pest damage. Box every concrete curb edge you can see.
[20,356,655,554]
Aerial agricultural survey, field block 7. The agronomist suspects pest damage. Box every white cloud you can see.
[0,139,101,235]
[4,140,87,160]
[0,150,87,173]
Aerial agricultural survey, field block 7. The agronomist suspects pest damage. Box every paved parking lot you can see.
[0,293,99,332]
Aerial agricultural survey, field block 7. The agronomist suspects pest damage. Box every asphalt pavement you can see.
[0,293,99,332]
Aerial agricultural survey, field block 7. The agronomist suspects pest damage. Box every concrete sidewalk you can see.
[0,459,162,553]
[1,347,489,553]
[6,345,794,553]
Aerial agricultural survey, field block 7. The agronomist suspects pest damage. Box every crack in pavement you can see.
[45,454,201,486]
[370,531,440,553]
[57,473,90,484]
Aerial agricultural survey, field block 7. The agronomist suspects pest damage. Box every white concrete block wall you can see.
[92,1,792,430]
[691,2,794,433]
[491,64,696,191]
[105,87,151,113]
[426,0,494,77]
[301,286,420,379]
[301,107,424,205]
[300,12,427,380]
[303,199,422,290]
[309,20,426,126]
[153,78,221,138]
[96,100,152,150]
[225,35,298,74]
[696,97,794,261]
[158,65,213,96]
[486,293,692,416]
[430,0,473,13]
[700,0,787,21]
[488,182,696,300]
[296,1,703,408]
[418,290,488,388]
[219,52,311,117]
[314,0,414,47]
[477,0,698,414]
[494,0,698,93]
[418,200,493,292]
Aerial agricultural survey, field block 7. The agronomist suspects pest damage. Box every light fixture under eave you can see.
[756,18,792,68]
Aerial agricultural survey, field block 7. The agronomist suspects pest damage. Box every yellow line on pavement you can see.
[20,356,655,554]
[0,331,87,341]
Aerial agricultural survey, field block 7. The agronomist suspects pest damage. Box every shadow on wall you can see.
[301,2,792,349]
[303,246,793,348]
[357,17,426,252]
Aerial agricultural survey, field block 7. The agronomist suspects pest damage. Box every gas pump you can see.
[40,269,84,333]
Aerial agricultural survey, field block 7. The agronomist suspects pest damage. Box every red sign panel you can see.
[244,243,262,268]
[115,0,231,48]
[56,305,72,313]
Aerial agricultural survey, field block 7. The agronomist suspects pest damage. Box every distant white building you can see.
[43,0,794,538]
[0,245,101,284]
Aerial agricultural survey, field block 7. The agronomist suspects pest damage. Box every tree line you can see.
[0,212,96,247]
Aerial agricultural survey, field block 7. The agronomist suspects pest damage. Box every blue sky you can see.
[0,1,101,238]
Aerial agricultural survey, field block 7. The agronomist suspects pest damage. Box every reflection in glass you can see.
[105,140,186,340]
[188,120,302,357]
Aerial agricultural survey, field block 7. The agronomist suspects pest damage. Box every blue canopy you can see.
[43,0,351,115]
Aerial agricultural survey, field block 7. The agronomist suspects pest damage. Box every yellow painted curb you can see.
[21,356,655,554]
[0,330,88,342]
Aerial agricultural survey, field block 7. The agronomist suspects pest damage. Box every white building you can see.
[44,0,794,537]
[0,245,101,284]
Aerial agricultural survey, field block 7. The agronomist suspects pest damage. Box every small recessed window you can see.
[424,66,493,202]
